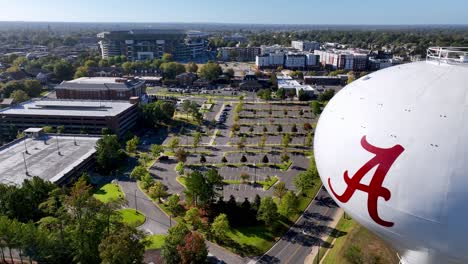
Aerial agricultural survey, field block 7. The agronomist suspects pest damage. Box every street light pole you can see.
[55,135,61,155]
[134,189,138,211]
[22,152,29,176]
[23,139,29,154]
[254,162,257,184]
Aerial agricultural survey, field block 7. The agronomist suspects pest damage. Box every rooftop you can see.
[0,99,135,117]
[56,77,145,91]
[277,75,315,91]
[0,135,99,185]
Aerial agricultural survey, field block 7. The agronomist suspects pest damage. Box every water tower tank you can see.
[314,47,468,264]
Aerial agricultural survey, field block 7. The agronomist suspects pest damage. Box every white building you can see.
[277,75,315,97]
[306,53,320,68]
[291,41,320,52]
[285,54,306,69]
[256,52,285,69]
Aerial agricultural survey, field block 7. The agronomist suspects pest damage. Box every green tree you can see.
[305,132,313,147]
[168,137,180,152]
[175,162,185,175]
[150,144,164,157]
[294,169,317,194]
[198,62,222,81]
[148,181,168,203]
[42,125,55,133]
[160,62,186,79]
[276,88,286,100]
[98,225,147,264]
[184,208,202,230]
[167,195,182,217]
[311,101,321,116]
[95,135,127,174]
[318,89,335,102]
[130,166,148,181]
[141,101,176,126]
[257,197,278,226]
[74,66,88,79]
[273,181,288,201]
[10,89,29,103]
[278,191,298,218]
[23,80,42,97]
[259,134,267,149]
[240,172,250,183]
[186,62,198,73]
[162,223,190,264]
[126,136,139,153]
[53,60,73,81]
[141,173,155,190]
[175,148,188,162]
[262,154,269,164]
[211,214,229,242]
[162,53,174,62]
[257,89,272,101]
[193,132,202,150]
[282,133,291,148]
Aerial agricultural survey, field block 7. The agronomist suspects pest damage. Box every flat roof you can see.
[56,77,144,91]
[0,135,99,185]
[0,99,135,117]
[277,75,315,91]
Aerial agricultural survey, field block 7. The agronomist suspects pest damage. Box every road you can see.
[256,187,342,264]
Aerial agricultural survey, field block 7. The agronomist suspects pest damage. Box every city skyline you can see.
[0,0,467,25]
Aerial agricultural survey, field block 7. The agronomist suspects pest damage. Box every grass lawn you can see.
[321,218,399,264]
[145,234,167,250]
[118,208,146,227]
[176,176,187,187]
[93,183,124,203]
[257,176,279,190]
[279,160,293,171]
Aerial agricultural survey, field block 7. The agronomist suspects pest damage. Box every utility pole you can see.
[134,189,138,211]
[22,152,29,176]
[254,162,257,184]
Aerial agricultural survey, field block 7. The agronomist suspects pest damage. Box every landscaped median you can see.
[117,208,146,227]
[93,183,124,203]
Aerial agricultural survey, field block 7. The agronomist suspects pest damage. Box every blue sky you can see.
[0,0,467,24]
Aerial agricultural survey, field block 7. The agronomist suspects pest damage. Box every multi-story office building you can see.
[256,52,285,69]
[291,41,321,52]
[315,49,369,71]
[56,77,146,100]
[306,53,320,69]
[285,54,306,69]
[219,47,261,61]
[97,29,208,61]
[0,99,139,138]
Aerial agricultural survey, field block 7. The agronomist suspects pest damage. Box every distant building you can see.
[277,75,315,97]
[291,41,320,52]
[256,53,285,69]
[304,75,348,86]
[0,99,139,137]
[55,77,146,100]
[315,49,369,71]
[285,54,306,69]
[97,29,208,61]
[223,33,248,44]
[256,52,319,70]
[219,47,261,62]
[0,132,100,185]
[239,73,263,91]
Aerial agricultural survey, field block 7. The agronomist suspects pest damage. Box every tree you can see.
[303,122,312,132]
[257,89,272,101]
[186,62,198,73]
[184,208,202,230]
[240,155,247,163]
[175,162,185,175]
[122,62,133,74]
[298,89,309,101]
[318,89,335,102]
[148,181,168,203]
[281,152,290,163]
[168,137,180,152]
[95,135,126,174]
[57,125,65,134]
[278,191,298,218]
[125,136,139,153]
[199,155,207,164]
[141,101,176,126]
[162,53,174,62]
[162,223,190,264]
[23,80,42,97]
[282,133,291,148]
[211,214,229,242]
[175,148,188,162]
[277,124,283,132]
[262,155,269,164]
[221,155,228,163]
[42,125,55,133]
[305,132,313,147]
[150,144,164,157]
[167,195,182,217]
[276,88,286,100]
[98,225,146,264]
[294,169,318,194]
[240,172,250,183]
[347,73,356,84]
[74,66,88,79]
[141,173,155,190]
[177,231,208,264]
[160,62,185,79]
[53,60,73,81]
[193,132,202,150]
[259,134,266,149]
[130,165,148,181]
[273,181,288,201]
[311,101,321,116]
[10,89,29,103]
[257,197,278,226]
[198,62,222,81]
[291,124,298,133]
